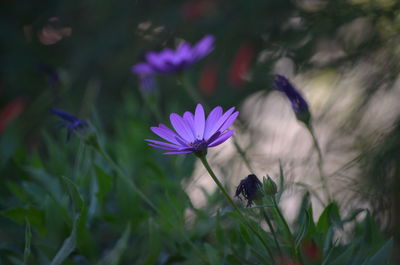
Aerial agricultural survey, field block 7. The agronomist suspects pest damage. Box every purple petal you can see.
[173,43,192,65]
[205,107,235,140]
[183,111,196,136]
[218,111,239,133]
[147,143,181,151]
[151,125,184,145]
[194,104,205,139]
[203,106,223,140]
[163,150,194,155]
[192,35,214,61]
[146,50,175,73]
[131,63,153,75]
[208,130,235,147]
[170,113,195,142]
[145,139,184,149]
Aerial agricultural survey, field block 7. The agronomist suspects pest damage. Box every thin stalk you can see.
[261,210,282,256]
[178,74,208,107]
[232,135,254,172]
[73,141,85,181]
[272,197,304,265]
[306,123,332,204]
[199,155,275,264]
[141,90,163,121]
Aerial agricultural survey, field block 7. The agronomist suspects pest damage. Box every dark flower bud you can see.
[235,174,263,207]
[263,176,277,196]
[273,75,311,125]
[50,108,91,141]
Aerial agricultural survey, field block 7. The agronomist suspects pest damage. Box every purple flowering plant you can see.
[132,35,215,75]
[50,108,89,140]
[274,75,310,124]
[146,103,238,155]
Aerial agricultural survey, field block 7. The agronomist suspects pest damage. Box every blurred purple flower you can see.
[132,35,215,74]
[146,103,238,155]
[274,75,309,115]
[50,108,88,140]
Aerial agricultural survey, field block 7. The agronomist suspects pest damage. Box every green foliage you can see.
[1,0,398,264]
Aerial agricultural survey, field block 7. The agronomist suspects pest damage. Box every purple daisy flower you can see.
[132,35,215,75]
[274,75,309,114]
[146,104,239,155]
[50,108,88,140]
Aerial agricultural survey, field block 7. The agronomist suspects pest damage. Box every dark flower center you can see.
[190,139,208,152]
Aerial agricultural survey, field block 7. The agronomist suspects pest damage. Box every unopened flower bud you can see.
[263,176,277,196]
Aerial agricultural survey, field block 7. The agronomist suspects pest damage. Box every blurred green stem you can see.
[178,73,207,107]
[306,123,332,204]
[272,197,304,265]
[199,155,275,264]
[261,210,282,256]
[140,90,163,121]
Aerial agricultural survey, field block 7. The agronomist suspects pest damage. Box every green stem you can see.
[199,155,275,264]
[179,74,208,108]
[141,90,163,121]
[307,123,331,204]
[232,135,254,172]
[272,197,304,265]
[261,210,282,256]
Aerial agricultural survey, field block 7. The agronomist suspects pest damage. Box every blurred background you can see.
[1,0,400,264]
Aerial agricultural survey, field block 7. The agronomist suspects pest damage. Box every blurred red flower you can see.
[199,63,218,97]
[228,43,255,88]
[0,97,26,133]
[302,240,321,261]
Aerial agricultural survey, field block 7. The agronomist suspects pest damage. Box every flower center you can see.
[190,139,208,151]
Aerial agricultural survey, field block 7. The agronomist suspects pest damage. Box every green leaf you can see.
[142,219,161,265]
[1,208,45,232]
[295,209,310,248]
[239,224,253,245]
[50,214,80,265]
[317,203,340,233]
[361,238,393,265]
[61,176,84,212]
[276,160,285,201]
[94,165,113,203]
[96,224,131,265]
[327,244,357,265]
[204,243,220,265]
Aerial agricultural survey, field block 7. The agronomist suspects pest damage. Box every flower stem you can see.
[198,155,275,263]
[272,197,304,265]
[232,135,254,172]
[261,210,282,256]
[306,123,331,204]
[179,74,208,108]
